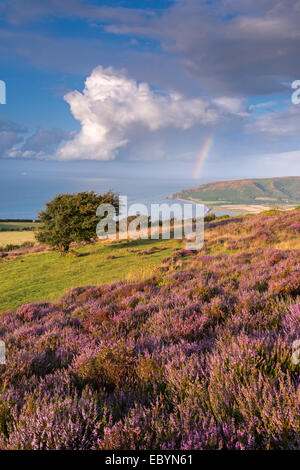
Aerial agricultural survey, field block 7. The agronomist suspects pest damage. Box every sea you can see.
[0,161,231,220]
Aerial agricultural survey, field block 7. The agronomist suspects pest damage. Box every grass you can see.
[188,200,231,205]
[0,208,299,312]
[0,221,39,231]
[274,239,300,250]
[0,237,181,311]
[0,231,37,247]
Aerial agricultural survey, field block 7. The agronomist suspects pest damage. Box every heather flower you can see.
[0,210,299,449]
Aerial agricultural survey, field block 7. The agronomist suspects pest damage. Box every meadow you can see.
[0,231,36,248]
[0,238,182,311]
[0,221,38,231]
[0,209,299,449]
[1,210,300,311]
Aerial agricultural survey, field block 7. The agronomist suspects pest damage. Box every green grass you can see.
[188,200,231,205]
[0,237,181,312]
[0,222,39,231]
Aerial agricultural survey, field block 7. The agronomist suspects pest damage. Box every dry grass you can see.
[0,231,37,247]
[274,239,300,250]
[124,264,158,282]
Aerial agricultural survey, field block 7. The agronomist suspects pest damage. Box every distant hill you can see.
[169,176,300,213]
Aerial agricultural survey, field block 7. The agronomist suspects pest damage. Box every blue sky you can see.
[1,0,300,180]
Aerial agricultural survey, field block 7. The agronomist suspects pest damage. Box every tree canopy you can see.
[36,191,119,252]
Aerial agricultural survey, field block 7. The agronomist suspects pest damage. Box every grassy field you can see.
[0,208,299,312]
[0,231,37,247]
[0,237,181,311]
[0,221,39,231]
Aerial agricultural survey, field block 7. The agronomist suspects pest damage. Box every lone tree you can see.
[36,191,119,252]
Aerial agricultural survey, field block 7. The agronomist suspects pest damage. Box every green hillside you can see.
[169,176,300,213]
[0,238,181,311]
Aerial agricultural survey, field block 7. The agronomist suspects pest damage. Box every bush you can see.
[204,213,216,222]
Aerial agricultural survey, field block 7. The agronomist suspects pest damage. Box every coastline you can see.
[167,176,300,215]
[167,195,237,216]
[167,195,298,215]
[166,196,213,216]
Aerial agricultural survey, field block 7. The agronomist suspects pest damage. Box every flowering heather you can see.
[0,210,299,449]
[204,209,300,252]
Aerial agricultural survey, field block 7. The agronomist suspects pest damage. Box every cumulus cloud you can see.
[0,69,245,162]
[56,65,219,161]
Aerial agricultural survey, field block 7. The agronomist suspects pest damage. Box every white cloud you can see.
[247,105,300,136]
[261,149,300,174]
[213,96,248,116]
[56,65,219,161]
[263,149,300,161]
[249,101,275,110]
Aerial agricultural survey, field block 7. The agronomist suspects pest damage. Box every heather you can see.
[0,210,299,449]
[1,209,300,312]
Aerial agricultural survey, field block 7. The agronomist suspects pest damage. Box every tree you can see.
[36,191,120,252]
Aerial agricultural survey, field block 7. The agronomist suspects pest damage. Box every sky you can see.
[1,0,300,180]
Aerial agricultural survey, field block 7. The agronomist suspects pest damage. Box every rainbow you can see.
[193,136,214,179]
